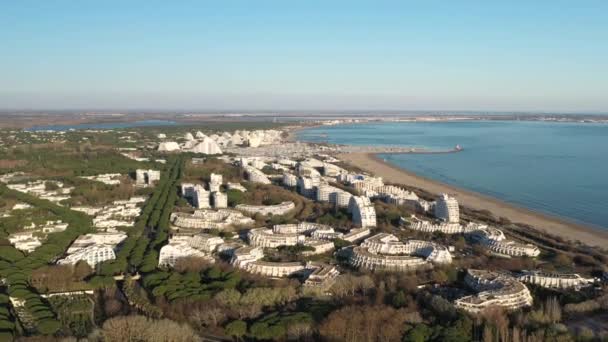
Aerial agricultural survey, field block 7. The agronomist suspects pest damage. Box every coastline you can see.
[337,152,608,248]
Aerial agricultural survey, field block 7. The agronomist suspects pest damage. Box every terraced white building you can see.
[235,201,295,216]
[517,271,595,289]
[244,165,271,184]
[469,227,540,257]
[455,269,533,313]
[170,209,254,230]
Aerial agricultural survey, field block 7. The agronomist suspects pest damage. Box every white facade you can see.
[348,196,376,228]
[171,209,254,230]
[455,270,533,313]
[235,201,295,216]
[434,194,460,223]
[517,271,594,289]
[248,228,304,248]
[244,165,271,184]
[468,227,540,257]
[212,191,228,209]
[135,169,160,186]
[282,173,298,187]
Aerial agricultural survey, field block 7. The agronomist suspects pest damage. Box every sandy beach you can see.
[338,152,608,248]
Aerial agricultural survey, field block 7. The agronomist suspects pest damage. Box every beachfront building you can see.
[468,227,541,257]
[243,165,271,184]
[405,217,464,234]
[135,169,160,186]
[435,194,460,223]
[454,269,533,313]
[517,271,595,290]
[235,201,295,216]
[348,196,376,228]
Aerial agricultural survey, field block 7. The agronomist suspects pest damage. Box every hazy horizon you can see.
[2,1,607,112]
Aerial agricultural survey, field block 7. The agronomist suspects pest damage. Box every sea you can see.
[297,120,608,230]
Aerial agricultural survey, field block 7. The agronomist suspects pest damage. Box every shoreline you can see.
[337,152,608,248]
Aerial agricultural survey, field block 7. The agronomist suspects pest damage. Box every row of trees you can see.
[0,183,95,337]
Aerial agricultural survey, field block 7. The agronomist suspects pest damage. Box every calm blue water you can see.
[298,121,608,230]
[26,119,178,131]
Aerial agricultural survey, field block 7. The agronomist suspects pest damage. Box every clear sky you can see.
[1,1,607,112]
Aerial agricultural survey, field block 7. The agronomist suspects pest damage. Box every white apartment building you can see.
[235,201,295,216]
[247,228,304,248]
[170,209,254,231]
[135,169,160,186]
[282,173,298,187]
[212,191,228,209]
[192,187,211,209]
[468,227,540,257]
[517,271,595,289]
[348,196,376,228]
[455,269,533,313]
[244,165,271,184]
[435,194,460,223]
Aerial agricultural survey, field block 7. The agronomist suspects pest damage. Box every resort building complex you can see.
[455,270,533,313]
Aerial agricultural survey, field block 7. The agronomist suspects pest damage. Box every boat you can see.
[455,144,463,151]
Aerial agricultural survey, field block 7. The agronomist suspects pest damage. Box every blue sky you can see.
[1,1,607,112]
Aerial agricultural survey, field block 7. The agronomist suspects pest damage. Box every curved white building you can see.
[349,246,429,272]
[242,261,306,278]
[359,233,452,265]
[517,271,595,289]
[171,209,254,230]
[272,222,332,235]
[469,227,540,257]
[247,228,304,248]
[455,269,533,313]
[235,201,295,216]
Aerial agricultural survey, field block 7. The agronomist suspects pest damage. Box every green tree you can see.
[225,320,247,340]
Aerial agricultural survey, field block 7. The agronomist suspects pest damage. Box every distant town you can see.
[0,120,606,341]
